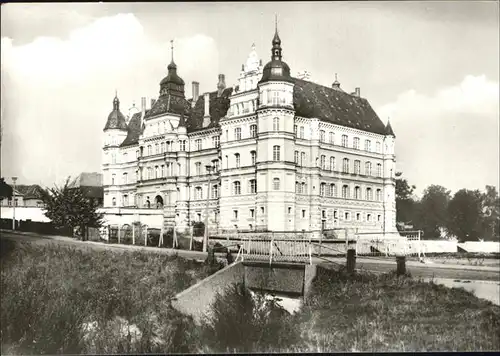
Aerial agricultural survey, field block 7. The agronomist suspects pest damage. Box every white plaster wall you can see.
[1,207,51,222]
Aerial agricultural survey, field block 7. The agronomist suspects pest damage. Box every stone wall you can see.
[171,262,245,324]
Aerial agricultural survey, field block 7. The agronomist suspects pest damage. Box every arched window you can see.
[320,155,326,170]
[341,135,348,147]
[329,132,334,144]
[319,130,325,142]
[330,157,336,171]
[212,184,219,199]
[195,162,201,175]
[354,186,361,199]
[111,174,116,185]
[250,124,257,138]
[377,163,382,177]
[296,181,300,193]
[273,178,280,190]
[376,189,382,201]
[122,173,128,184]
[342,185,350,199]
[365,139,371,152]
[195,187,203,200]
[330,184,336,197]
[233,181,241,195]
[155,166,159,179]
[147,145,152,155]
[123,194,128,207]
[301,182,306,194]
[376,141,381,153]
[161,165,165,177]
[366,187,373,201]
[343,158,350,173]
[112,197,116,206]
[251,151,257,165]
[123,152,128,162]
[273,117,279,131]
[301,152,306,166]
[365,162,372,176]
[320,183,326,196]
[273,146,280,161]
[235,153,240,168]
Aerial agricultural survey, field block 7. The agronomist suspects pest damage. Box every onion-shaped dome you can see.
[259,23,293,84]
[103,95,128,131]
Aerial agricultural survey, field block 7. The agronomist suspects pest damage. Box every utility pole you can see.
[203,165,214,252]
[12,176,17,230]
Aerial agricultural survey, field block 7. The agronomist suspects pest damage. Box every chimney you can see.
[355,87,360,97]
[203,92,210,128]
[217,74,226,97]
[151,98,156,108]
[192,81,200,103]
[141,97,146,115]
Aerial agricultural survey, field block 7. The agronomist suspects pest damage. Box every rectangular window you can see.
[356,213,361,221]
[329,132,334,144]
[233,210,238,219]
[212,136,220,148]
[195,187,202,200]
[250,124,257,138]
[294,151,299,164]
[341,135,348,147]
[354,160,360,174]
[300,126,304,139]
[273,178,280,190]
[273,117,280,131]
[180,140,186,151]
[367,213,371,222]
[234,127,242,140]
[288,207,292,214]
[235,154,240,168]
[273,146,280,161]
[251,151,257,166]
[376,142,381,153]
[377,214,382,222]
[353,137,360,150]
[334,210,338,219]
[301,152,306,166]
[233,181,241,195]
[261,207,265,215]
[302,209,306,218]
[377,163,382,177]
[294,125,297,136]
[343,158,349,173]
[320,130,325,142]
[330,157,336,171]
[250,209,255,218]
[365,140,371,152]
[195,139,202,151]
[345,212,350,221]
[320,155,326,170]
[195,162,201,176]
[249,179,257,194]
[365,162,372,176]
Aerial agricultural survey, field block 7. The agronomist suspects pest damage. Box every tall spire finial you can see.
[115,89,117,98]
[275,14,278,33]
[335,73,337,81]
[170,39,174,62]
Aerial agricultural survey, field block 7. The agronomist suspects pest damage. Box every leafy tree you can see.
[480,185,500,241]
[395,172,418,228]
[447,189,483,242]
[39,177,104,239]
[417,185,451,239]
[0,178,13,199]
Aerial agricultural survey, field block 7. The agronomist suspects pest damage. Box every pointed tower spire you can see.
[113,90,119,109]
[167,39,177,70]
[385,118,396,137]
[272,14,282,61]
[332,73,341,90]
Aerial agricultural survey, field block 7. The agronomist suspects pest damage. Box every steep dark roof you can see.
[120,111,146,147]
[15,184,43,200]
[187,87,233,133]
[385,120,396,137]
[144,94,191,119]
[69,172,103,188]
[292,78,386,135]
[104,97,128,131]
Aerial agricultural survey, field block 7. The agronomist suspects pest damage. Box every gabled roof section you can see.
[69,172,103,188]
[187,87,233,133]
[385,120,395,137]
[292,78,386,135]
[120,111,146,147]
[144,94,191,120]
[15,185,43,200]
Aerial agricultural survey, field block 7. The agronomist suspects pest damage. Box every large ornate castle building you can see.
[102,26,397,235]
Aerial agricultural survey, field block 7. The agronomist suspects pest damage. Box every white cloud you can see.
[377,75,499,196]
[1,13,219,186]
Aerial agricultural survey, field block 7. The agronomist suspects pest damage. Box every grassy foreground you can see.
[1,238,499,354]
[0,238,222,355]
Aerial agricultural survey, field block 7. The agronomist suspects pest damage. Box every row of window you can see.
[294,151,383,176]
[317,183,383,201]
[323,210,382,223]
[143,140,187,157]
[294,126,382,153]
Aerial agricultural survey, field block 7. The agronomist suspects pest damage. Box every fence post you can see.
[144,227,148,246]
[132,224,136,245]
[396,255,406,276]
[189,225,194,250]
[118,225,121,244]
[347,249,356,274]
[319,230,322,257]
[269,232,274,266]
[308,233,312,265]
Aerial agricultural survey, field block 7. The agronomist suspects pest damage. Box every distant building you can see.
[0,184,44,207]
[68,173,104,207]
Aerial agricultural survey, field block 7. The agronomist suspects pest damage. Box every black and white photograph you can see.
[1,1,499,354]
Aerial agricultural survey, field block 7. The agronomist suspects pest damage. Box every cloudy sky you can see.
[1,1,498,196]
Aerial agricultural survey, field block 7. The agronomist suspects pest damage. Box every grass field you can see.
[1,238,499,354]
[0,238,221,355]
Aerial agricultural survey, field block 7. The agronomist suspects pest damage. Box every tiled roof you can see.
[117,78,386,146]
[292,78,386,135]
[104,109,128,131]
[120,111,146,147]
[15,185,43,199]
[187,88,233,133]
[144,94,191,119]
[385,120,396,137]
[69,172,103,188]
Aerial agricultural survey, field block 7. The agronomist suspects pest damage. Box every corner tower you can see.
[256,17,297,231]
